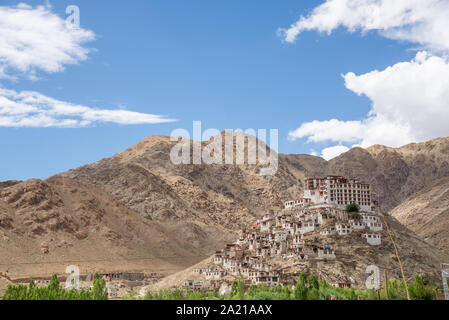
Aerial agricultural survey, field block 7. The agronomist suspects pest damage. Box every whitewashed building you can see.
[349,219,365,231]
[300,221,316,235]
[362,233,382,246]
[274,229,289,243]
[318,247,336,260]
[303,176,372,211]
[260,218,274,233]
[336,223,352,235]
[366,222,383,232]
[320,227,336,236]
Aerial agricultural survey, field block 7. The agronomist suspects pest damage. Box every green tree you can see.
[387,278,400,300]
[48,274,60,291]
[92,273,108,300]
[308,274,319,290]
[230,280,238,297]
[410,274,434,300]
[346,203,360,213]
[237,276,245,300]
[283,285,292,299]
[294,273,308,300]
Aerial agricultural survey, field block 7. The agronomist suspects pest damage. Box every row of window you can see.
[335,201,370,206]
[330,198,371,201]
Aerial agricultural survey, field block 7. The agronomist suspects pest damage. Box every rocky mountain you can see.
[390,177,449,253]
[0,176,206,278]
[1,133,448,280]
[283,137,449,211]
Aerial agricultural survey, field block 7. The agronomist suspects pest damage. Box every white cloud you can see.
[0,4,173,128]
[310,150,318,157]
[284,0,449,154]
[320,145,349,161]
[289,52,449,147]
[289,119,366,144]
[0,88,176,127]
[0,3,95,79]
[289,52,449,148]
[279,0,449,52]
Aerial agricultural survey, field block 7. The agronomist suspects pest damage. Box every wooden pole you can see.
[384,269,389,300]
[382,213,411,300]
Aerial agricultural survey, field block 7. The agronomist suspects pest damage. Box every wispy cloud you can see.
[0,88,176,127]
[0,3,174,128]
[0,3,95,80]
[278,0,449,53]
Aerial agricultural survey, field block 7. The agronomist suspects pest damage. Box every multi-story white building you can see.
[303,176,372,211]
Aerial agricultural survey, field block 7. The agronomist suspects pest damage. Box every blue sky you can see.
[1,0,448,181]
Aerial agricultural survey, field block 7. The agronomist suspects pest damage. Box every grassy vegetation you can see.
[3,272,441,300]
[2,273,108,300]
[137,273,440,301]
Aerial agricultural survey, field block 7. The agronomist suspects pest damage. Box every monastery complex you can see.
[184,176,384,292]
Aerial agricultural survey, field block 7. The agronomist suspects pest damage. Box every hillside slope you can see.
[0,176,205,278]
[150,213,447,291]
[390,177,449,253]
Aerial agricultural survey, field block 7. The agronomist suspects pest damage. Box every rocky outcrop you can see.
[390,177,449,253]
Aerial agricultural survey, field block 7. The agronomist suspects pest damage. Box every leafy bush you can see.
[350,212,362,219]
[346,203,360,213]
